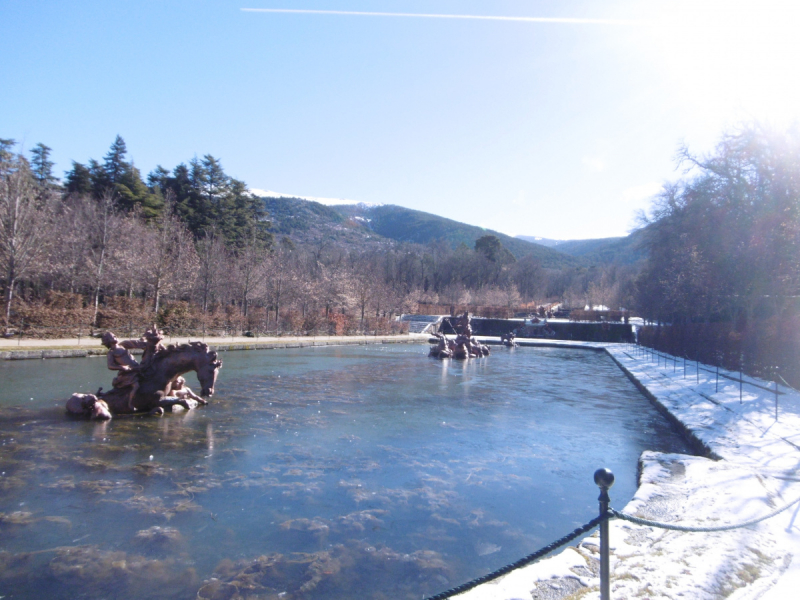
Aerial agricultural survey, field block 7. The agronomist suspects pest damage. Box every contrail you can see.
[241,8,639,26]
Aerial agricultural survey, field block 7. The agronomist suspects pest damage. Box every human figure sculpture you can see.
[65,393,112,420]
[501,330,517,347]
[428,312,489,360]
[429,332,453,358]
[102,331,147,411]
[167,376,206,404]
[141,324,165,368]
[101,325,166,412]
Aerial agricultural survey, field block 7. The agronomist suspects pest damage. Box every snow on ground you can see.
[452,341,800,600]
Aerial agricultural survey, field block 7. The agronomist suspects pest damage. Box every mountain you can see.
[333,204,581,268]
[259,196,391,250]
[257,195,581,268]
[516,231,647,265]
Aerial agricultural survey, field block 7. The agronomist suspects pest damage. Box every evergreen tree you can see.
[116,164,163,218]
[88,159,109,198]
[147,165,170,190]
[103,135,128,185]
[0,139,15,165]
[64,161,93,196]
[30,143,58,189]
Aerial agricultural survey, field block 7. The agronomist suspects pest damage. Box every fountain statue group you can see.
[66,325,223,420]
[429,312,491,359]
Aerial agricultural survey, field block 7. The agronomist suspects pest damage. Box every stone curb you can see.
[0,337,423,361]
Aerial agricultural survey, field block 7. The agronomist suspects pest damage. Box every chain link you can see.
[610,494,800,532]
[423,513,610,600]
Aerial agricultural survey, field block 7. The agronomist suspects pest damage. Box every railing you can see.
[424,468,800,600]
[627,342,791,420]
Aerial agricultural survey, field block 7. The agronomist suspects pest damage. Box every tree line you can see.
[634,124,800,386]
[1,135,638,338]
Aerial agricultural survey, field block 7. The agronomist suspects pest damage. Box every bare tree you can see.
[85,191,123,326]
[47,195,97,294]
[139,194,198,313]
[195,229,228,313]
[263,237,295,330]
[0,155,54,333]
[234,232,269,318]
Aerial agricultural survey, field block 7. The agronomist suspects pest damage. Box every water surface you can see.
[0,344,691,599]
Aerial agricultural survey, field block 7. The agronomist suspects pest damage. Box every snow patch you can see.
[249,188,381,207]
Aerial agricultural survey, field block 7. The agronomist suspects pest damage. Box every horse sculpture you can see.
[77,341,222,417]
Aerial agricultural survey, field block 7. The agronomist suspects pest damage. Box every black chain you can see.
[423,512,610,600]
[610,493,800,532]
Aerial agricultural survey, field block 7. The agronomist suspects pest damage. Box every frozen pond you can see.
[0,344,692,599]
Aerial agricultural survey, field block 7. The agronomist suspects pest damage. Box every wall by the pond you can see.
[439,318,634,343]
[0,337,423,361]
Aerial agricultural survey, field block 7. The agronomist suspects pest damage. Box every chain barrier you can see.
[778,373,800,396]
[610,493,800,532]
[423,488,800,599]
[423,513,610,600]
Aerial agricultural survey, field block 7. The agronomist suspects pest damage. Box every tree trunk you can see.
[153,279,161,314]
[3,277,15,335]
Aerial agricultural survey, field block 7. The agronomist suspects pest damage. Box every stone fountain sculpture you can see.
[66,325,222,419]
[429,312,490,359]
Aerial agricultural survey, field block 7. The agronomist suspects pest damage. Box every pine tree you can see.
[30,143,58,190]
[65,161,93,196]
[103,135,128,185]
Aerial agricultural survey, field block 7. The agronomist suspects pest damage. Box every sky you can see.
[3,0,800,240]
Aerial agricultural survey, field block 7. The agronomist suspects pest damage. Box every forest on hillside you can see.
[0,135,639,338]
[1,125,798,383]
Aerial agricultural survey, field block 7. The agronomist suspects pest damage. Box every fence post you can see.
[594,468,614,600]
[774,367,780,422]
[740,357,743,404]
[716,364,719,393]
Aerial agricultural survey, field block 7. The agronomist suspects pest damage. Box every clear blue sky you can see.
[3,1,799,239]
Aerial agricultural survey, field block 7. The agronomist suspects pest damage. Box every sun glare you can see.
[640,1,800,127]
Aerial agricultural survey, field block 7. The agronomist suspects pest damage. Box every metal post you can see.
[775,367,779,421]
[683,355,686,378]
[716,364,719,393]
[696,359,699,384]
[594,468,615,600]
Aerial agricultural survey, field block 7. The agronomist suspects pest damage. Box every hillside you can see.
[259,196,391,249]
[333,204,581,268]
[515,235,562,248]
[516,229,647,265]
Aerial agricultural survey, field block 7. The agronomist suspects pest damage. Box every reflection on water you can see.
[0,345,692,599]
